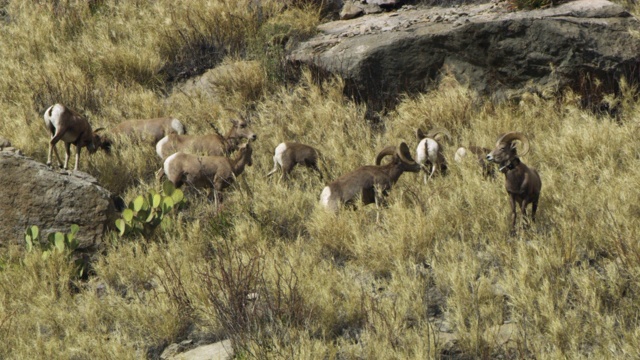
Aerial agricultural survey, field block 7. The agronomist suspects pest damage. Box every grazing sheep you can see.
[44,103,110,171]
[454,145,495,178]
[156,117,256,159]
[266,142,323,180]
[161,142,253,208]
[111,117,186,144]
[320,142,420,217]
[486,132,542,233]
[415,128,451,183]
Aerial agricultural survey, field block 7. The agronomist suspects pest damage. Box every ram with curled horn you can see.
[415,127,451,183]
[486,131,542,234]
[320,142,420,219]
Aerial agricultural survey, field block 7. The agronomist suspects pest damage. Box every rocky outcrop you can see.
[340,0,412,20]
[0,137,10,149]
[289,0,640,110]
[0,150,116,249]
[161,339,232,360]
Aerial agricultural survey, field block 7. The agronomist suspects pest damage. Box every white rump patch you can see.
[454,147,467,163]
[156,136,170,159]
[44,104,65,129]
[273,142,287,167]
[163,152,180,179]
[416,138,439,165]
[320,186,332,209]
[171,118,185,135]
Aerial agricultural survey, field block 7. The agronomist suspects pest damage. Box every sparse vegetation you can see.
[1,0,640,359]
[115,181,185,238]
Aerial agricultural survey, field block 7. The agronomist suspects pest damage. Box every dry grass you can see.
[1,0,640,359]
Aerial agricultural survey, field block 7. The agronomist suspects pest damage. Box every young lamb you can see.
[266,142,324,180]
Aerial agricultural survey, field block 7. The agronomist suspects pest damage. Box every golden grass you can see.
[1,0,640,359]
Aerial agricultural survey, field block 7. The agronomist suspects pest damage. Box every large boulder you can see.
[289,0,640,110]
[0,149,117,249]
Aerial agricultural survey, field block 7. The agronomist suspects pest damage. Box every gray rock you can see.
[0,151,117,249]
[289,0,640,110]
[165,340,233,360]
[339,0,409,20]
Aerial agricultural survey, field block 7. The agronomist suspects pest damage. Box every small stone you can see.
[0,137,11,149]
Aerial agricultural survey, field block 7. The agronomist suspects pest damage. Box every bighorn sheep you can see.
[111,117,186,144]
[161,142,253,208]
[320,142,420,216]
[266,142,324,180]
[44,103,110,171]
[486,132,541,233]
[454,145,495,178]
[156,117,256,159]
[415,127,451,183]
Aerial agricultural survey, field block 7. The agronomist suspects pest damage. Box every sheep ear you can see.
[230,118,239,126]
[416,128,426,140]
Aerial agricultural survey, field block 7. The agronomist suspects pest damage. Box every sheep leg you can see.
[520,200,530,230]
[420,164,429,184]
[63,142,72,170]
[310,163,323,181]
[155,167,165,181]
[374,185,386,223]
[73,143,81,171]
[531,200,538,223]
[374,191,381,224]
[48,132,65,168]
[266,156,279,177]
[509,195,517,235]
[213,189,219,209]
[281,160,296,182]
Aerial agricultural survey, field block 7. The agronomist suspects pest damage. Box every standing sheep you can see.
[44,103,110,171]
[415,127,451,183]
[486,132,541,233]
[266,142,324,181]
[161,142,253,208]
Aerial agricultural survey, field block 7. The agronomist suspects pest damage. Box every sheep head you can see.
[375,142,420,172]
[91,128,113,153]
[486,132,530,172]
[229,111,257,142]
[85,128,112,154]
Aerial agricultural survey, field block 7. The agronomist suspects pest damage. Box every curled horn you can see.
[397,142,416,164]
[426,127,451,141]
[375,145,397,165]
[497,132,530,157]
